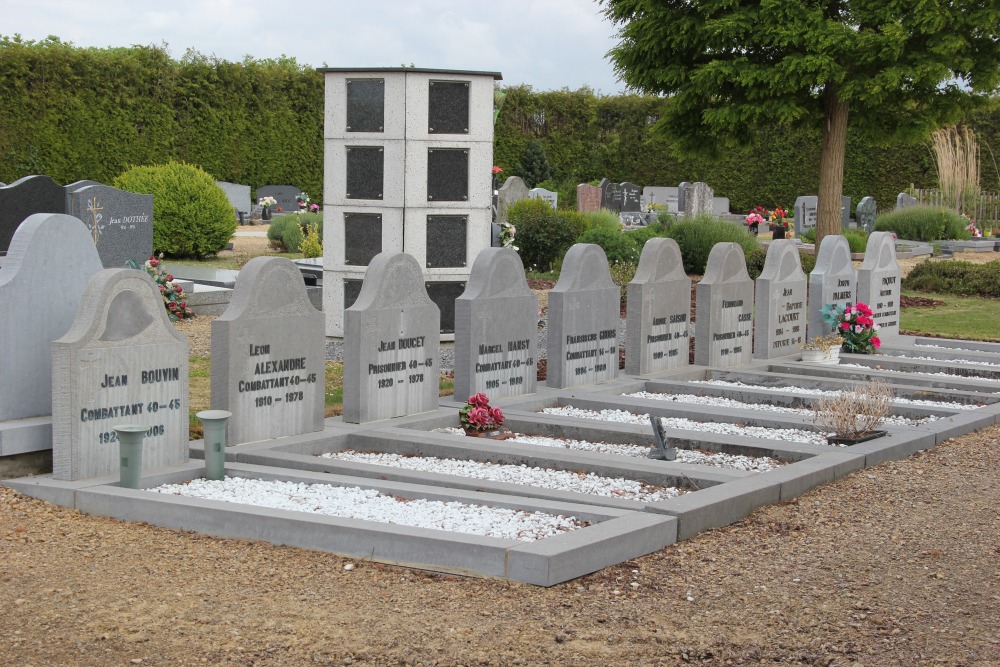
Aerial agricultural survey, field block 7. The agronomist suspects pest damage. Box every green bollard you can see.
[113,424,149,489]
[197,410,232,481]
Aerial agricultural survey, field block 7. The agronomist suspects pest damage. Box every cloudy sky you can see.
[2,0,628,94]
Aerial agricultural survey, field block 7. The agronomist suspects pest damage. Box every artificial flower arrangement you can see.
[769,206,790,229]
[144,254,194,321]
[296,192,310,210]
[258,196,277,209]
[459,392,505,432]
[500,220,518,251]
[744,206,767,228]
[964,215,982,237]
[745,206,790,229]
[309,203,320,213]
[820,302,881,353]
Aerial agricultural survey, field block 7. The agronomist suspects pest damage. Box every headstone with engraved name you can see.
[856,232,901,337]
[684,182,714,218]
[625,238,691,374]
[604,182,624,212]
[528,187,557,210]
[793,196,818,235]
[895,192,917,210]
[753,240,807,359]
[0,175,67,253]
[343,252,440,423]
[67,184,153,268]
[577,183,602,212]
[694,243,754,367]
[807,234,856,338]
[257,184,301,212]
[496,176,529,226]
[547,244,620,388]
[856,196,877,234]
[619,183,641,212]
[51,269,189,480]
[211,257,324,445]
[454,248,538,399]
[676,182,691,214]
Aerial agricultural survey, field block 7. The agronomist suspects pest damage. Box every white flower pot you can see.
[801,347,840,364]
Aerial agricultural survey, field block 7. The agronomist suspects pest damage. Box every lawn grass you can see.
[170,251,303,271]
[900,290,1000,342]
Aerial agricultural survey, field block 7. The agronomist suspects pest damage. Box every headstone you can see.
[604,182,624,212]
[577,183,602,212]
[618,183,641,212]
[256,185,301,212]
[712,197,731,216]
[211,257,325,446]
[694,243,754,367]
[597,178,611,209]
[0,214,104,454]
[676,182,691,213]
[343,252,440,423]
[625,238,691,374]
[807,234,856,338]
[216,181,252,216]
[0,175,67,253]
[856,196,877,234]
[684,182,714,218]
[641,186,679,213]
[895,192,917,210]
[546,244,620,388]
[63,180,102,209]
[753,240,807,359]
[496,176,529,226]
[454,248,538,399]
[528,187,558,210]
[52,269,189,480]
[856,231,901,337]
[841,196,852,229]
[66,184,153,268]
[794,196,818,235]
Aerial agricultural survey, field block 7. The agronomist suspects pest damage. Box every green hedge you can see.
[874,206,971,242]
[902,260,1000,297]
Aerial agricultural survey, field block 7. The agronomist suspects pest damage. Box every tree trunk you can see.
[816,84,849,246]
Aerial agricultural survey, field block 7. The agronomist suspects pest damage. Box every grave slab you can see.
[625,238,691,374]
[753,240,807,359]
[694,243,754,367]
[856,231,901,337]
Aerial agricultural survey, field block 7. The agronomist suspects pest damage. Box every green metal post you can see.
[197,410,232,481]
[113,425,148,489]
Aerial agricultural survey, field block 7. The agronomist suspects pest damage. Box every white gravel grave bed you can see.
[839,361,1000,383]
[622,390,935,428]
[319,451,680,501]
[540,406,833,446]
[153,476,584,542]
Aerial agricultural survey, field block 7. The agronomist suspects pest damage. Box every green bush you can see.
[625,223,665,249]
[902,259,1000,297]
[266,212,322,253]
[800,227,816,243]
[581,208,622,232]
[842,229,869,253]
[115,161,236,258]
[874,206,972,242]
[609,261,638,308]
[509,198,581,271]
[577,225,641,265]
[665,215,760,275]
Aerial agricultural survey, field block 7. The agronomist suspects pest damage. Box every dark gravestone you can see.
[344,213,383,266]
[346,78,385,132]
[344,279,363,310]
[677,182,691,213]
[619,182,641,212]
[427,148,469,201]
[841,196,852,229]
[604,183,624,212]
[63,180,101,210]
[428,80,470,134]
[0,175,66,253]
[256,185,300,212]
[346,146,385,200]
[66,185,153,268]
[597,178,611,208]
[426,282,465,334]
[426,215,467,267]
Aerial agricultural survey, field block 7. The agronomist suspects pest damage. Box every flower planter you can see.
[771,227,786,240]
[261,207,272,221]
[801,347,840,364]
[826,430,887,446]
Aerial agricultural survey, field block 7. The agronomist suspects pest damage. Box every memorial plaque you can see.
[0,175,66,253]
[547,244,620,388]
[625,238,691,375]
[694,243,754,367]
[344,212,383,266]
[497,176,529,225]
[52,269,189,480]
[211,257,324,446]
[794,195,818,235]
[67,184,153,268]
[427,148,469,201]
[428,80,470,134]
[346,78,385,133]
[807,234,856,338]
[857,231,901,337]
[454,248,538,399]
[753,240,807,359]
[346,146,385,200]
[619,183,641,212]
[577,183,602,212]
[856,196,877,234]
[344,279,363,310]
[427,281,465,333]
[343,252,440,423]
[426,215,467,267]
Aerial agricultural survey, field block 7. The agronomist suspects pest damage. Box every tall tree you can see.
[601,0,1000,243]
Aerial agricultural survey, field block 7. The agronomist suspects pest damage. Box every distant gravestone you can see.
[597,178,611,208]
[694,243,754,367]
[52,269,189,480]
[211,257,324,446]
[0,214,103,455]
[857,232,901,337]
[577,183,602,212]
[66,184,153,268]
[0,175,66,253]
[256,184,301,212]
[856,196,877,234]
[841,196,852,229]
[642,186,679,213]
[712,197,731,216]
[807,234,856,338]
[496,176,529,226]
[619,183,641,212]
[895,192,917,210]
[753,241,807,359]
[547,244,620,388]
[216,181,252,216]
[343,252,440,423]
[794,196,818,235]
[684,182,714,217]
[604,182,624,212]
[528,187,558,210]
[454,248,538,399]
[625,238,691,374]
[676,182,691,213]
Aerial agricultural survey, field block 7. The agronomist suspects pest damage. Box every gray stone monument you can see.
[625,238,691,374]
[576,183,602,212]
[528,187,558,210]
[619,183,641,212]
[794,196,818,235]
[807,235,856,338]
[895,192,917,210]
[676,182,691,214]
[216,181,252,216]
[343,252,440,423]
[63,180,102,209]
[0,214,104,457]
[496,176,529,226]
[256,185,301,212]
[857,231,901,337]
[841,196,852,229]
[0,175,67,253]
[641,186,679,213]
[211,257,325,446]
[66,184,153,268]
[856,196,877,234]
[694,243,754,367]
[684,182,714,218]
[52,269,189,481]
[753,240,807,359]
[454,248,538,399]
[547,244,620,388]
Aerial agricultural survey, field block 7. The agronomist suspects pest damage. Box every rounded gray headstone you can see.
[857,231,901,337]
[753,240,807,359]
[625,238,691,374]
[695,243,754,367]
[807,234,855,338]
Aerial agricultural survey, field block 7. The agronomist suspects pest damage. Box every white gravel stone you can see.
[840,361,1000,383]
[690,379,980,410]
[153,476,584,542]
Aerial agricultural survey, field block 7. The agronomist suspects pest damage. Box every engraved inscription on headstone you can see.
[857,231,901,337]
[794,196,818,235]
[67,184,153,268]
[427,148,469,201]
[0,175,67,253]
[753,240,807,359]
[577,183,602,212]
[426,215,467,267]
[428,80,470,134]
[346,78,385,133]
[619,183,641,212]
[807,234,856,338]
[695,243,754,367]
[346,146,385,200]
[454,248,538,399]
[625,238,691,374]
[344,213,383,266]
[856,196,877,234]
[604,183,624,212]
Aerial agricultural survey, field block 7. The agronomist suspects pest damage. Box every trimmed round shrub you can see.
[509,198,583,271]
[903,259,1000,296]
[874,206,972,242]
[115,161,237,259]
[665,215,760,275]
[576,225,641,265]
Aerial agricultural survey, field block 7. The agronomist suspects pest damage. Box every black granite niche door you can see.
[344,213,382,266]
[346,78,384,133]
[428,80,469,135]
[425,215,467,268]
[426,282,466,334]
[427,148,468,202]
[344,279,364,310]
[346,146,384,200]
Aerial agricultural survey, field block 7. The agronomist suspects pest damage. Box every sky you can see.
[2,0,628,94]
